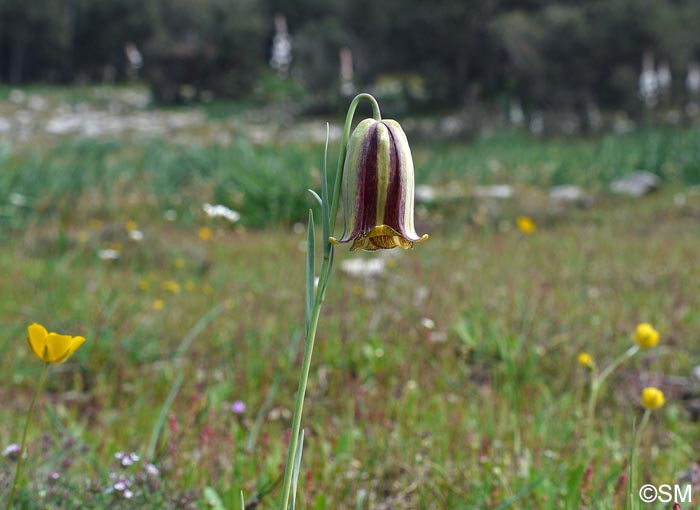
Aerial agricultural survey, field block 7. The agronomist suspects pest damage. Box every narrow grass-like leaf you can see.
[244,328,299,452]
[147,372,184,461]
[628,418,636,510]
[146,302,228,460]
[305,210,315,334]
[240,490,245,510]
[321,123,331,257]
[492,476,544,510]
[356,489,367,510]
[291,429,306,510]
[308,189,322,207]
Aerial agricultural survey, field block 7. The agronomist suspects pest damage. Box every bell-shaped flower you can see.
[331,118,428,251]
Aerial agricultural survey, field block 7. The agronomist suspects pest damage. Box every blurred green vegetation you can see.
[2,127,700,233]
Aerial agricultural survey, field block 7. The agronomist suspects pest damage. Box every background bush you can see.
[1,0,700,111]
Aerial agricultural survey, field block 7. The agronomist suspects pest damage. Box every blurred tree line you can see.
[1,0,700,113]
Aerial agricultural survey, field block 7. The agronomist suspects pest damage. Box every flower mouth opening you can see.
[331,225,429,252]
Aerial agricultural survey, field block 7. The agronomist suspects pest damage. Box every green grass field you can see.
[1,91,700,509]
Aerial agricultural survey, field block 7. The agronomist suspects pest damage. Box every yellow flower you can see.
[153,299,165,310]
[641,387,665,410]
[577,352,594,368]
[163,281,181,293]
[27,323,86,364]
[125,220,138,232]
[516,216,536,234]
[634,323,659,349]
[198,227,213,241]
[174,257,186,269]
[138,279,150,291]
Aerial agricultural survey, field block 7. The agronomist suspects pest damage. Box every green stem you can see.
[278,273,327,510]
[6,362,49,510]
[585,345,639,450]
[278,93,380,510]
[597,345,638,387]
[634,409,651,450]
[585,377,599,450]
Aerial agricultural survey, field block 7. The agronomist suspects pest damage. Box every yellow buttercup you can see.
[641,387,665,410]
[27,323,86,364]
[634,323,659,349]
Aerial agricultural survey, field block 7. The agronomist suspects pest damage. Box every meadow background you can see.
[2,1,700,509]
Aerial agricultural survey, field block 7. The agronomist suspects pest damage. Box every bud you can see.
[330,119,428,251]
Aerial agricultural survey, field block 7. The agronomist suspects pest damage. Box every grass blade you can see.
[356,489,367,510]
[321,123,331,257]
[291,429,306,510]
[628,418,636,510]
[308,189,322,207]
[146,301,228,460]
[493,476,544,510]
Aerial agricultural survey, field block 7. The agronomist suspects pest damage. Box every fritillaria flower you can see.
[330,119,428,251]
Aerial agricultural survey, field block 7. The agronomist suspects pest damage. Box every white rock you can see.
[97,249,121,260]
[473,184,514,199]
[9,90,25,104]
[340,258,386,278]
[610,171,660,197]
[549,185,593,208]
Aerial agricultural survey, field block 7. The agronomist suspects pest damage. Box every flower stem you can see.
[585,378,599,446]
[279,93,381,510]
[278,94,381,510]
[6,362,49,510]
[585,345,639,450]
[278,276,326,510]
[634,409,651,453]
[597,345,639,387]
